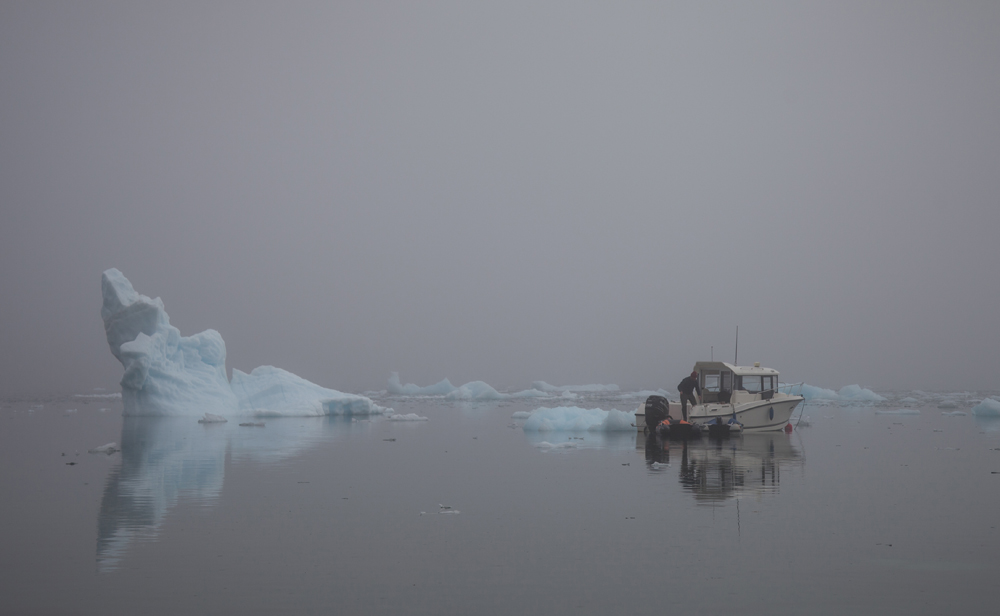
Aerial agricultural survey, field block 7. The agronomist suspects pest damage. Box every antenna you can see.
[711,345,714,361]
[734,326,739,365]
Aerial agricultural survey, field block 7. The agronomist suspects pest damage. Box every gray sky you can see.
[2,1,998,396]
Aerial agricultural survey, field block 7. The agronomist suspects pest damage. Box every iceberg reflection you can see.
[96,415,365,572]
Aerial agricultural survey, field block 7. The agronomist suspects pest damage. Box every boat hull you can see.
[636,396,802,433]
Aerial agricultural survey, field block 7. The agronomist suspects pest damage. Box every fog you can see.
[2,2,998,396]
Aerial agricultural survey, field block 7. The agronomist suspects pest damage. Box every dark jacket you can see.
[677,376,701,396]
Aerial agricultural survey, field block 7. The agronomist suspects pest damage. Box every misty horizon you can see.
[2,2,998,397]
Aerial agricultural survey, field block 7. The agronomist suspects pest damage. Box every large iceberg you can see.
[101,269,385,417]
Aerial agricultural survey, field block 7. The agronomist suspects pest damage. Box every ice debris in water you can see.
[100,269,388,418]
[522,407,636,432]
[534,441,578,450]
[791,383,887,402]
[511,411,532,419]
[937,400,961,409]
[941,411,966,417]
[531,381,620,393]
[444,381,546,400]
[874,409,920,415]
[387,372,456,396]
[88,442,119,454]
[198,413,228,424]
[972,398,1000,417]
[387,413,429,421]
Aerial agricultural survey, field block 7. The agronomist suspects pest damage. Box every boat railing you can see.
[778,382,805,396]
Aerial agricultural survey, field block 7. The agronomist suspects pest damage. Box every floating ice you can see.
[789,383,886,403]
[101,269,386,418]
[531,381,620,393]
[75,393,123,399]
[388,413,429,421]
[387,372,456,396]
[534,441,578,450]
[522,406,636,432]
[837,385,887,402]
[972,398,1000,417]
[874,409,920,415]
[198,413,228,423]
[88,442,118,454]
[443,381,547,401]
[937,400,960,409]
[941,411,967,417]
[511,411,532,419]
[899,397,920,405]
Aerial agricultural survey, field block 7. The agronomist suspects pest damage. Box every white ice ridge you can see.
[387,372,456,395]
[521,406,636,432]
[531,381,619,393]
[387,373,547,400]
[101,268,387,417]
[781,383,886,403]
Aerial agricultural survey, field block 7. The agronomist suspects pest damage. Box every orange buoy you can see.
[784,423,793,433]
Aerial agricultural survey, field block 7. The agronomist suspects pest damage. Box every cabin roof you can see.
[693,361,779,376]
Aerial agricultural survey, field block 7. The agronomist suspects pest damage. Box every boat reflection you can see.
[640,432,803,503]
[96,415,369,572]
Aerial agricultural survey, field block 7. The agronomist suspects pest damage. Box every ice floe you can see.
[521,406,636,432]
[387,372,456,396]
[972,398,1000,417]
[387,413,429,421]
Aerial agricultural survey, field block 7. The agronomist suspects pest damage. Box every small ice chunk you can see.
[511,411,532,419]
[387,413,429,421]
[65,409,78,413]
[534,441,577,450]
[238,422,266,427]
[88,442,118,454]
[937,400,960,409]
[198,413,228,423]
[941,411,966,417]
[874,409,920,415]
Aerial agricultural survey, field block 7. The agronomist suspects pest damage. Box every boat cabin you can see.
[693,361,780,404]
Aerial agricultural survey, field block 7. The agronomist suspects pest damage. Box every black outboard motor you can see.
[644,395,671,433]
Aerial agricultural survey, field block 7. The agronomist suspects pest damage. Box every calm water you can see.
[2,391,999,615]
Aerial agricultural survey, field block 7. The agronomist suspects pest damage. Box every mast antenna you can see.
[734,326,739,365]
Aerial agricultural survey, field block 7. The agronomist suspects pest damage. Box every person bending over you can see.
[677,371,701,421]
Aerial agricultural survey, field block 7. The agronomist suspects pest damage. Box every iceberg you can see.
[387,372,456,396]
[972,398,1000,417]
[521,406,636,432]
[101,269,386,417]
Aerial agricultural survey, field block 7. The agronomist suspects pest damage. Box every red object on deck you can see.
[784,423,793,433]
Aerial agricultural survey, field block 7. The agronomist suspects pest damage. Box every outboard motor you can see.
[644,395,671,433]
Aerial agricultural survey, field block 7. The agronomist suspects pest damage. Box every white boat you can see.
[636,361,804,433]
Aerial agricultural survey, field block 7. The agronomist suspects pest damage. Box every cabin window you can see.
[721,371,732,392]
[738,375,775,392]
[739,375,763,392]
[703,372,720,392]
